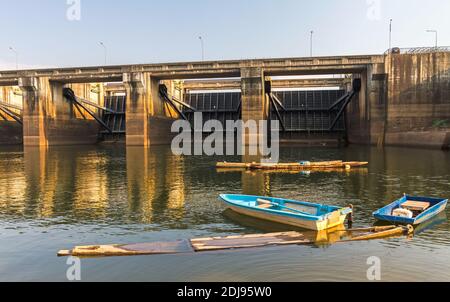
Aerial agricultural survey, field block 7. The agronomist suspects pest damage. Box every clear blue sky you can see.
[0,0,449,69]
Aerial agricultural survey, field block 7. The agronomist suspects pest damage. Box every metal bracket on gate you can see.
[329,78,361,131]
[158,84,191,121]
[63,88,113,134]
[265,80,286,132]
[0,100,23,125]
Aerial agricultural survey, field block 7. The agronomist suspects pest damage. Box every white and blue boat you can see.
[373,195,448,225]
[219,194,353,231]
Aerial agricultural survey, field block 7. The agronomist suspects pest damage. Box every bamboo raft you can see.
[57,225,413,258]
[216,160,368,171]
[216,167,369,175]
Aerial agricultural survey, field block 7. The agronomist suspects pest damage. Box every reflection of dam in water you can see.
[0,145,449,228]
[0,146,185,224]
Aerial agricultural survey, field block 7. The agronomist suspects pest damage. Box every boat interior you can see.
[385,196,444,218]
[255,198,336,216]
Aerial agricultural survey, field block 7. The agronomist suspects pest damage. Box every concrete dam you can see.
[0,47,449,150]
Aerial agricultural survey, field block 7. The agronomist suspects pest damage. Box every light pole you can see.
[310,31,314,57]
[99,41,107,65]
[426,30,438,50]
[198,36,204,61]
[8,46,18,70]
[389,19,393,51]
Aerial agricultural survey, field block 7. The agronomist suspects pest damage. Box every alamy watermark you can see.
[366,256,381,281]
[366,0,381,21]
[171,113,280,163]
[66,0,81,21]
[66,256,81,281]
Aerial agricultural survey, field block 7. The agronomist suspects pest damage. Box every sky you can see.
[0,0,449,70]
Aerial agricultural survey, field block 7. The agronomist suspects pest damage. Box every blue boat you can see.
[373,195,448,225]
[219,194,353,231]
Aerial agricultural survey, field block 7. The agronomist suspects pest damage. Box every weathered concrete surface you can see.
[240,67,268,149]
[346,62,387,146]
[384,52,450,149]
[347,51,450,149]
[0,54,382,85]
[385,131,449,149]
[18,78,100,146]
[123,72,177,146]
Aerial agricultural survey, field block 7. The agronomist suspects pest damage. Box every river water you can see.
[0,145,449,281]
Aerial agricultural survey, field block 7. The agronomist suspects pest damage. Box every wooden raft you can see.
[216,160,368,171]
[57,225,413,258]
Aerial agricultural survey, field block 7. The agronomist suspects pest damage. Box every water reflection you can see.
[0,145,448,230]
[0,146,187,225]
[126,147,185,224]
[0,145,449,281]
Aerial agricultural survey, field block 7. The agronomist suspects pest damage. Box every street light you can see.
[310,31,314,57]
[389,19,393,51]
[8,46,18,70]
[426,30,438,49]
[198,36,205,61]
[99,41,107,65]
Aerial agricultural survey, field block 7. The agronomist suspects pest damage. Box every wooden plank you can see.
[58,239,193,257]
[190,231,311,252]
[57,226,414,258]
[401,201,430,212]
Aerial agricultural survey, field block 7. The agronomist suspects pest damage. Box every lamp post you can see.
[198,36,205,61]
[99,41,107,65]
[426,30,438,50]
[389,19,393,51]
[8,46,18,70]
[310,31,314,57]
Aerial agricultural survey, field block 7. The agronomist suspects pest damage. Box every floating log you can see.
[57,225,413,258]
[343,225,414,242]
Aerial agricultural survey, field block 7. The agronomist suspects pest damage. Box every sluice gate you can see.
[182,88,350,145]
[102,94,126,141]
[182,92,242,127]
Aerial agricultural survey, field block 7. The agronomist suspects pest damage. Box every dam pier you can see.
[1,47,449,150]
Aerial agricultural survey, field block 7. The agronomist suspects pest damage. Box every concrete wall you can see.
[384,52,450,149]
[240,67,268,150]
[123,72,178,146]
[19,78,100,146]
[346,62,388,146]
[347,52,450,150]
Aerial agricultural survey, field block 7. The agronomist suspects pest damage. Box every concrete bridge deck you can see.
[0,54,383,85]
